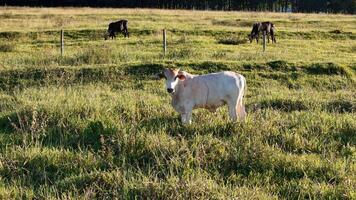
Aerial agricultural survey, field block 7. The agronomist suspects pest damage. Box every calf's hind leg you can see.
[125,29,130,38]
[228,94,246,122]
[227,101,238,122]
[236,98,246,121]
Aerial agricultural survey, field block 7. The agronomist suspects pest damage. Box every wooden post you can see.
[163,29,167,55]
[262,31,266,52]
[60,29,64,56]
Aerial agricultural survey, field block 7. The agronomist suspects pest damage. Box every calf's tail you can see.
[236,75,247,121]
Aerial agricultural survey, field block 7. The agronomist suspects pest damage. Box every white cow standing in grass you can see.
[157,68,247,124]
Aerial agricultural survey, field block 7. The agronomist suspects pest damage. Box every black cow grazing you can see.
[248,22,276,43]
[105,20,129,40]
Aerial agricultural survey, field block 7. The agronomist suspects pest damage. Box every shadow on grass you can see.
[0,43,15,52]
[305,63,351,77]
[189,61,231,73]
[333,124,356,147]
[326,100,355,113]
[0,112,18,134]
[267,60,297,71]
[257,99,308,112]
[0,67,127,91]
[124,63,165,78]
[216,36,248,45]
[0,31,22,40]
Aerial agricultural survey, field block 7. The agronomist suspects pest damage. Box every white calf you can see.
[157,68,246,124]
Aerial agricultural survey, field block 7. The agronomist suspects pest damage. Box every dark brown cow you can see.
[248,22,276,43]
[105,20,129,40]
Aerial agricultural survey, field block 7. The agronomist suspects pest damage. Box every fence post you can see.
[262,31,266,52]
[60,29,64,56]
[163,29,167,55]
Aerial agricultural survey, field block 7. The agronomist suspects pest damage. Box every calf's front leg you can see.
[272,35,276,43]
[181,112,192,124]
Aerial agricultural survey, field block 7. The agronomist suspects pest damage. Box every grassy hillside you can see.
[0,7,355,199]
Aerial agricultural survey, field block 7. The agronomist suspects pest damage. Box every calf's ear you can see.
[177,74,186,81]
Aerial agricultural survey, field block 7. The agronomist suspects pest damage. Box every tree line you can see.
[2,0,355,14]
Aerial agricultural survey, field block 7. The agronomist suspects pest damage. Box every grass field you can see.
[0,7,355,199]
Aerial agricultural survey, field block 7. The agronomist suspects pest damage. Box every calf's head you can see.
[104,32,109,40]
[157,68,186,94]
[248,23,260,43]
[248,34,254,43]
